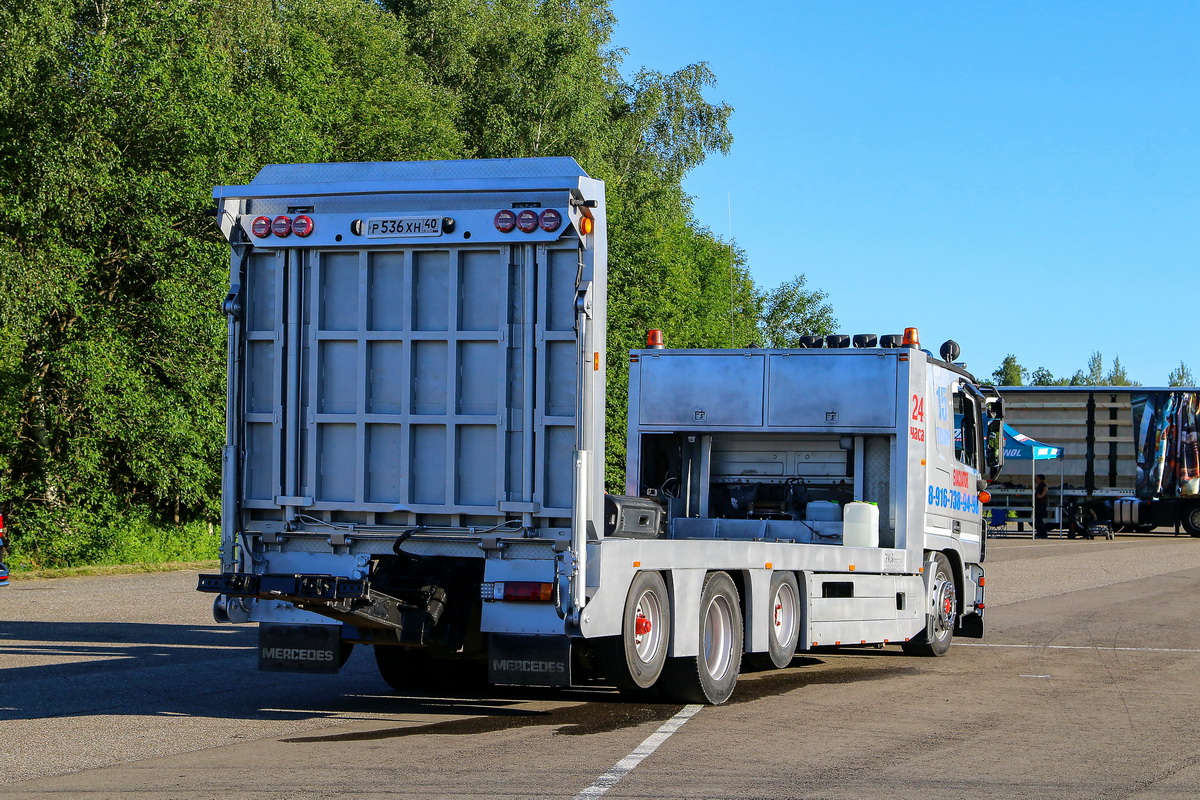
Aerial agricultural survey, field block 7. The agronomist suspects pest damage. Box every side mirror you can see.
[984,419,1004,480]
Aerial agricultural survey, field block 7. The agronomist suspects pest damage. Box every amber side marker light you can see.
[979,490,992,504]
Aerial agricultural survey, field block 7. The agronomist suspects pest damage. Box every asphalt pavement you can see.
[3,533,1200,799]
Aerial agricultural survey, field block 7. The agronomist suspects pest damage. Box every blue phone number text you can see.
[927,486,980,514]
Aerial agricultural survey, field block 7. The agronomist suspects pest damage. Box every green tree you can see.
[1168,361,1195,387]
[1029,366,1064,386]
[0,0,460,565]
[992,355,1027,386]
[0,0,835,559]
[386,0,618,165]
[1086,352,1105,384]
[1105,356,1139,387]
[755,275,837,347]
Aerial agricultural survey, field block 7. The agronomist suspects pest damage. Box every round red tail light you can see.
[494,210,517,233]
[515,209,539,233]
[251,216,272,238]
[292,215,314,237]
[539,209,562,232]
[271,215,292,237]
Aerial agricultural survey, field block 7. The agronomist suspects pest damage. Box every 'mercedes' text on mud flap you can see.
[488,634,571,687]
[259,623,341,673]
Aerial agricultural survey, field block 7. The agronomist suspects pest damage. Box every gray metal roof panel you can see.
[213,158,591,200]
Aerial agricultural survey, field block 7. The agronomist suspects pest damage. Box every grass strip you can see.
[9,560,220,581]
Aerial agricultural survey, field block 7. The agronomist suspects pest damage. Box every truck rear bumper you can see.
[198,572,367,602]
[198,572,442,643]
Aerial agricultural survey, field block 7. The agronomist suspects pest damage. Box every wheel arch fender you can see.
[743,569,770,654]
[665,568,706,658]
[744,569,809,655]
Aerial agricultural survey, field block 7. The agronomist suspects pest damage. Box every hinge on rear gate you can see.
[479,536,508,555]
[223,287,242,319]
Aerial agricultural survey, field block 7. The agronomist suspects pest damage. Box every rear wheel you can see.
[602,571,671,698]
[902,553,956,657]
[1181,504,1200,537]
[661,571,743,704]
[747,571,800,670]
[374,646,486,693]
[374,645,430,692]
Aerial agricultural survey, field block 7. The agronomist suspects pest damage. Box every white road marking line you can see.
[573,704,704,799]
[959,643,1200,654]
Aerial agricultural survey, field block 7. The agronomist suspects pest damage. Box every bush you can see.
[7,507,218,571]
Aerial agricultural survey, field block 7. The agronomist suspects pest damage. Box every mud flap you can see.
[955,612,984,639]
[488,634,572,687]
[258,623,342,673]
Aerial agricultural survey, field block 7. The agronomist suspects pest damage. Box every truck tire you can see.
[374,645,430,692]
[902,553,956,657]
[374,645,486,693]
[602,571,671,698]
[660,571,743,704]
[746,571,800,670]
[1182,505,1200,537]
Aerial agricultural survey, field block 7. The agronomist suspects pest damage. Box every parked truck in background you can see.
[995,387,1200,536]
[197,158,1004,703]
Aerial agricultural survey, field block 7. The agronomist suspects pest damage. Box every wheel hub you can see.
[632,591,662,661]
[935,576,957,633]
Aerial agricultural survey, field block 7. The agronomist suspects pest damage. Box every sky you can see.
[607,1,1198,386]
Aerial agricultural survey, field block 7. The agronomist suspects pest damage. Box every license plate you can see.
[365,217,442,237]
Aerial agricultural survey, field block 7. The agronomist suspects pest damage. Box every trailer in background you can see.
[993,387,1200,536]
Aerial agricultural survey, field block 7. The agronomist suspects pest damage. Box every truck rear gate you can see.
[201,159,605,668]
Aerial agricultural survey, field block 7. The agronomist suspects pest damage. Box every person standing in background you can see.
[1034,474,1049,538]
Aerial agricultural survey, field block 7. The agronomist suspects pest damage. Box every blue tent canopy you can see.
[1002,424,1063,461]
